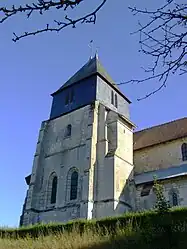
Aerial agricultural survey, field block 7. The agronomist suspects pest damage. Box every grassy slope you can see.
[0,223,187,249]
[1,208,187,249]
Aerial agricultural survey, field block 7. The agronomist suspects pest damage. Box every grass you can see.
[1,222,187,249]
[1,208,187,249]
[0,225,131,249]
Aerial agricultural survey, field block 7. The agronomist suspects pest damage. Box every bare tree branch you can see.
[1,0,186,102]
[122,0,187,100]
[0,0,107,42]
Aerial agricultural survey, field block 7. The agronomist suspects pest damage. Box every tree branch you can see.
[0,0,107,42]
[121,0,187,101]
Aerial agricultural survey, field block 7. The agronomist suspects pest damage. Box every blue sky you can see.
[0,0,186,227]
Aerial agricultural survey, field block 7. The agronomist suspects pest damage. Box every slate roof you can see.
[52,55,131,103]
[134,117,187,151]
[134,163,187,185]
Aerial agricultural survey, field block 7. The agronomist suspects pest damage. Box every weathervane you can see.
[88,40,94,59]
[88,40,99,59]
[96,46,99,59]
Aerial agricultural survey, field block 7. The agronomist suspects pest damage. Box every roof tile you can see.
[134,117,187,150]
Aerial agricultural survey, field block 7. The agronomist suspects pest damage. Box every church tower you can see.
[20,55,135,226]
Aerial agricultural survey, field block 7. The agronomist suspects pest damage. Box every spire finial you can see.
[88,40,94,60]
[95,46,99,59]
[88,40,99,60]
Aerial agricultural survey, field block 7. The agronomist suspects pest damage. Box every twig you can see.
[0,0,107,42]
[119,0,187,100]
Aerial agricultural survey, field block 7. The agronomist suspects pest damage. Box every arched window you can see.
[181,143,187,161]
[66,168,79,202]
[65,124,72,138]
[172,192,178,206]
[51,176,58,204]
[47,172,58,207]
[70,171,78,200]
[115,94,118,108]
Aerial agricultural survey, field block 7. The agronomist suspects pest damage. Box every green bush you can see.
[153,177,170,213]
[1,208,187,240]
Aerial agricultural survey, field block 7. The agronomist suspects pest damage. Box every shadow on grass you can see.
[81,232,187,249]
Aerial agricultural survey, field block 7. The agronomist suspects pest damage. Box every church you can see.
[20,54,187,226]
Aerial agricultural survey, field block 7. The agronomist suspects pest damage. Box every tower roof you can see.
[51,55,131,103]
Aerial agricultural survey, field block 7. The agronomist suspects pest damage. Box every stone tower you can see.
[20,55,135,226]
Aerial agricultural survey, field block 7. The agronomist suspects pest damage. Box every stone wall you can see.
[22,100,134,226]
[135,176,187,211]
[22,103,97,225]
[134,137,187,174]
[93,104,134,218]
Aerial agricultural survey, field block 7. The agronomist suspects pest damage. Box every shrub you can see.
[153,176,170,214]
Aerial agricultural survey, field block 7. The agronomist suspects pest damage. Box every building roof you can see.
[134,117,187,151]
[134,163,187,185]
[51,55,131,103]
